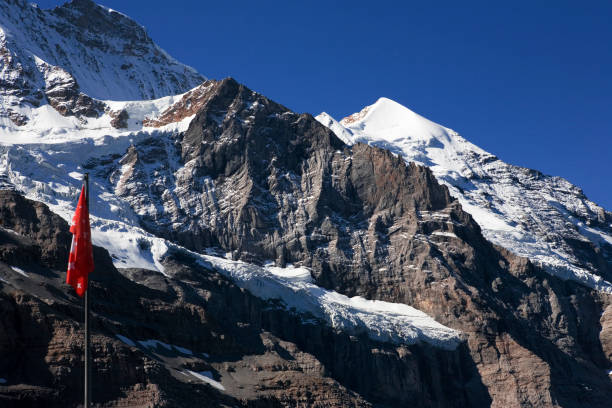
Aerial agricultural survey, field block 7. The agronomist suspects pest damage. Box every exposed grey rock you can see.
[104,78,612,407]
[109,109,129,129]
[4,109,28,126]
[37,60,105,118]
[0,190,484,407]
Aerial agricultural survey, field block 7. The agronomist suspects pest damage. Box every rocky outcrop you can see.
[104,78,612,407]
[0,190,486,407]
[0,190,72,269]
[37,61,105,118]
[109,109,129,129]
[600,300,612,362]
[5,109,28,126]
[143,81,217,127]
[0,28,43,106]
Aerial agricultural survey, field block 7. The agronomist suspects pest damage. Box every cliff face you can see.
[103,78,612,407]
[0,190,485,407]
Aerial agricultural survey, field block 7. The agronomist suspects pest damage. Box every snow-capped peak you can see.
[317,99,612,292]
[0,0,205,106]
[341,97,444,137]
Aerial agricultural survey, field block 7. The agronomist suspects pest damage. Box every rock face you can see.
[102,78,612,407]
[109,109,129,129]
[142,81,218,127]
[37,60,105,118]
[0,190,72,269]
[0,190,485,407]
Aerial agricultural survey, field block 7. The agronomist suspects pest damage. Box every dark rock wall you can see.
[0,191,484,407]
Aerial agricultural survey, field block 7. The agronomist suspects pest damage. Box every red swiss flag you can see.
[66,184,94,296]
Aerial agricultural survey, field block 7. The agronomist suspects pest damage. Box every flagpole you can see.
[84,173,90,408]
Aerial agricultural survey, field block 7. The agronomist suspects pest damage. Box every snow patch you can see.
[138,339,172,351]
[185,370,225,391]
[68,172,83,181]
[197,256,462,349]
[10,266,28,277]
[431,231,458,239]
[1,90,194,145]
[265,264,314,283]
[316,112,354,145]
[138,339,193,355]
[173,345,193,355]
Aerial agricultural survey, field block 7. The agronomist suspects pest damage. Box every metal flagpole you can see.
[84,173,91,408]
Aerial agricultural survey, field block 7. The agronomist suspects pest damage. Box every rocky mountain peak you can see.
[0,0,205,127]
[318,98,612,292]
[179,78,343,167]
[85,80,612,406]
[51,0,153,55]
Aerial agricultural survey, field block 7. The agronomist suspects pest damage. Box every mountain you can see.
[0,0,204,126]
[1,2,612,408]
[317,98,612,292]
[3,76,612,407]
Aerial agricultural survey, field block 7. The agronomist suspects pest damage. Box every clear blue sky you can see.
[37,0,612,209]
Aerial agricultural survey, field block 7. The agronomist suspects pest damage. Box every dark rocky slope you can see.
[0,190,485,407]
[103,78,612,407]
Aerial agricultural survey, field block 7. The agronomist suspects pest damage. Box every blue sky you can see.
[37,0,612,209]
